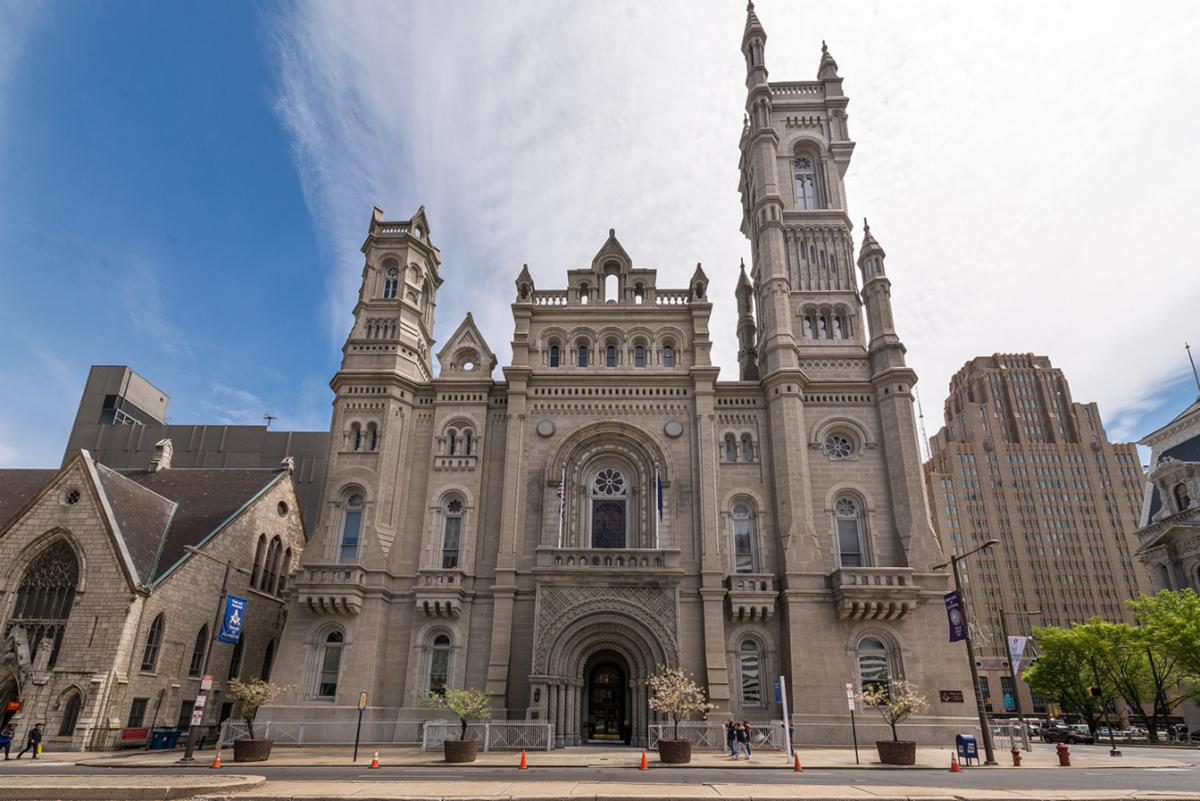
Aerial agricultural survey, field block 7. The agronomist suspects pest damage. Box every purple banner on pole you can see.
[944,591,966,642]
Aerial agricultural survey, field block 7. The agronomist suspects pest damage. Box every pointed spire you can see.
[817,39,840,80]
[737,258,752,289]
[859,218,886,261]
[743,0,766,48]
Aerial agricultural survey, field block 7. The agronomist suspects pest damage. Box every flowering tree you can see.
[423,687,491,741]
[227,678,291,740]
[647,666,715,740]
[857,680,928,742]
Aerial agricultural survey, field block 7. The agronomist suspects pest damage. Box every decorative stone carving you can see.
[536,420,556,438]
[663,420,683,439]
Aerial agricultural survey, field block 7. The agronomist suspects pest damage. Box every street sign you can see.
[218,595,248,644]
[190,709,204,726]
[193,694,206,709]
[200,675,214,691]
[944,591,966,642]
[845,682,856,712]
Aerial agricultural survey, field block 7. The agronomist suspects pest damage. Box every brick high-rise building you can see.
[924,354,1150,718]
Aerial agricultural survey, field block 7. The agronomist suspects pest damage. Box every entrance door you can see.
[587,664,625,741]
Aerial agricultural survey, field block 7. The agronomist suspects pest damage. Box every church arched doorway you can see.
[584,651,628,743]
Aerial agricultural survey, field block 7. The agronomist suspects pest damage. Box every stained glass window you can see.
[9,540,78,668]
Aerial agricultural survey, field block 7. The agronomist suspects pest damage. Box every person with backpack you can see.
[0,723,14,759]
[732,723,750,760]
[15,723,43,759]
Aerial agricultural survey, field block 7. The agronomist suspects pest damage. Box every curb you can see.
[193,795,1200,801]
[0,775,265,801]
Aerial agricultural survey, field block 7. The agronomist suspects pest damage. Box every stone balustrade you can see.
[535,547,680,571]
[829,566,920,620]
[725,573,778,621]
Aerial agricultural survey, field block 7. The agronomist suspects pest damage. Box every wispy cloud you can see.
[0,1,43,132]
[267,0,1200,440]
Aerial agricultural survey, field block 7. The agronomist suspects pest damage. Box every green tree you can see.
[1128,589,1200,701]
[1022,625,1105,734]
[423,688,491,741]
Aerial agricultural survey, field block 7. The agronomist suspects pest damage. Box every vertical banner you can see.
[217,595,247,644]
[944,591,966,642]
[1008,636,1029,675]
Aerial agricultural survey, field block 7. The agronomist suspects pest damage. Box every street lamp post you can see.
[178,546,251,764]
[999,608,1041,752]
[935,539,1000,766]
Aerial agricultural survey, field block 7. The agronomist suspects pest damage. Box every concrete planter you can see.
[232,738,273,762]
[657,739,692,764]
[443,738,479,763]
[875,739,916,765]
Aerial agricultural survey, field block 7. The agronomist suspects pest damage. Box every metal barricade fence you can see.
[218,718,425,747]
[420,721,554,752]
[648,721,787,751]
[646,721,983,750]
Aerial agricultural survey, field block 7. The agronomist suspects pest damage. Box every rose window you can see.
[835,497,859,518]
[824,434,854,459]
[593,468,626,496]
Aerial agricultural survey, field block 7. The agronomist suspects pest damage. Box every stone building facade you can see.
[270,5,974,746]
[1134,394,1200,593]
[0,445,304,749]
[924,354,1150,718]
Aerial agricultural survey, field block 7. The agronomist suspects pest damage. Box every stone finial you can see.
[818,40,840,80]
[280,456,295,473]
[149,438,174,472]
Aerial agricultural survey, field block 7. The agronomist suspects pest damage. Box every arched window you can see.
[802,316,814,339]
[793,156,819,210]
[731,502,756,573]
[58,691,82,738]
[442,498,464,569]
[250,534,266,586]
[549,344,561,368]
[447,428,458,456]
[463,430,473,456]
[857,636,892,692]
[317,631,343,698]
[724,434,737,463]
[141,613,165,672]
[606,344,617,368]
[818,316,828,338]
[739,640,762,704]
[634,284,645,304]
[579,283,590,304]
[634,344,646,368]
[260,639,276,681]
[11,540,79,668]
[429,634,451,695]
[662,342,676,368]
[1174,483,1191,511]
[367,422,378,452]
[383,266,399,299]
[740,434,753,462]
[833,315,844,339]
[577,342,589,368]
[228,635,245,680]
[262,536,282,593]
[277,549,292,594]
[605,273,619,303]
[351,423,362,452]
[188,625,209,677]
[339,493,364,563]
[836,496,865,567]
[590,467,628,549]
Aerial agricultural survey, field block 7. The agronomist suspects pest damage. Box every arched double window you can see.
[339,492,364,563]
[590,467,628,549]
[739,640,762,704]
[383,266,399,299]
[731,502,757,573]
[835,496,865,567]
[1174,482,1191,512]
[141,613,165,672]
[857,636,892,692]
[58,690,82,738]
[441,498,464,569]
[317,630,343,698]
[428,634,451,695]
[188,625,209,677]
[11,539,79,668]
[793,156,820,210]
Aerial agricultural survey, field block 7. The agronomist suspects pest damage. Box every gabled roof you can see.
[590,228,633,272]
[0,469,57,532]
[437,312,498,376]
[92,463,176,583]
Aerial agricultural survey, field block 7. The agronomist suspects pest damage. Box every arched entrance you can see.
[584,650,628,743]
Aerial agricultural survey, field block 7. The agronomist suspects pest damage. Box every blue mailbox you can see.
[955,733,979,765]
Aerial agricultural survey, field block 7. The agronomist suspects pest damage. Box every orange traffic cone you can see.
[793,753,803,772]
[519,750,528,769]
[210,749,222,769]
[370,750,380,769]
[950,753,961,773]
[640,751,648,770]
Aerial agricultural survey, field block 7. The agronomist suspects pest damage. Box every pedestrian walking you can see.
[732,723,750,760]
[15,723,43,759]
[0,724,14,759]
[742,720,753,757]
[724,719,736,757]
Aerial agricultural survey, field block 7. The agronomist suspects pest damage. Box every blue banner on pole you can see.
[944,591,966,642]
[217,595,247,644]
[774,677,782,703]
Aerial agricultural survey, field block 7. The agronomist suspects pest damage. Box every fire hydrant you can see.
[1055,742,1071,767]
[1011,746,1022,767]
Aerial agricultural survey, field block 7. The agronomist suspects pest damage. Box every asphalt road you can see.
[1,744,1197,794]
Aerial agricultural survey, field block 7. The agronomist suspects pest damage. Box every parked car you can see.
[1042,725,1095,745]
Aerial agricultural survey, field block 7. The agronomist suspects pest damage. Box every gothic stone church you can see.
[271,5,973,745]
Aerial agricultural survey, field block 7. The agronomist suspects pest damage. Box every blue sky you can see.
[1,1,1199,468]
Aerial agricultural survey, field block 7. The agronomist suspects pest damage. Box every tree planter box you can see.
[875,740,916,765]
[657,739,692,764]
[443,739,479,763]
[233,738,273,762]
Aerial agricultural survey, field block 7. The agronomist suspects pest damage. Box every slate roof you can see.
[92,464,177,583]
[1147,429,1200,523]
[0,469,57,532]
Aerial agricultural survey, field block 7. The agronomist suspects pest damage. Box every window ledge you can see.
[828,566,920,620]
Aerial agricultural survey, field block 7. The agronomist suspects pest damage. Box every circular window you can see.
[835,497,859,518]
[824,434,854,459]
[462,361,475,371]
[277,501,289,516]
[593,468,626,496]
[65,489,81,505]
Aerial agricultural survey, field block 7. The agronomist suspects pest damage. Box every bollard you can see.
[1011,747,1021,767]
[1055,743,1070,767]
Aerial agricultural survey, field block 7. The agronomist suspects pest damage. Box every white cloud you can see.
[269,0,1200,439]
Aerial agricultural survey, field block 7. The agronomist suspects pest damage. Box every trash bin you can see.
[164,729,181,748]
[149,730,171,750]
[955,734,979,766]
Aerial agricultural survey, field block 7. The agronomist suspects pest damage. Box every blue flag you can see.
[218,594,248,644]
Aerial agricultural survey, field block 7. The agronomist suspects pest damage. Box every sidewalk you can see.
[80,744,1188,770]
[0,773,263,800]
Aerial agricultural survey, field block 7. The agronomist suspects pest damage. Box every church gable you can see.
[436,312,497,377]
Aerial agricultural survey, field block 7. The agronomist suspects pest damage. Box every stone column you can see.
[548,682,560,747]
